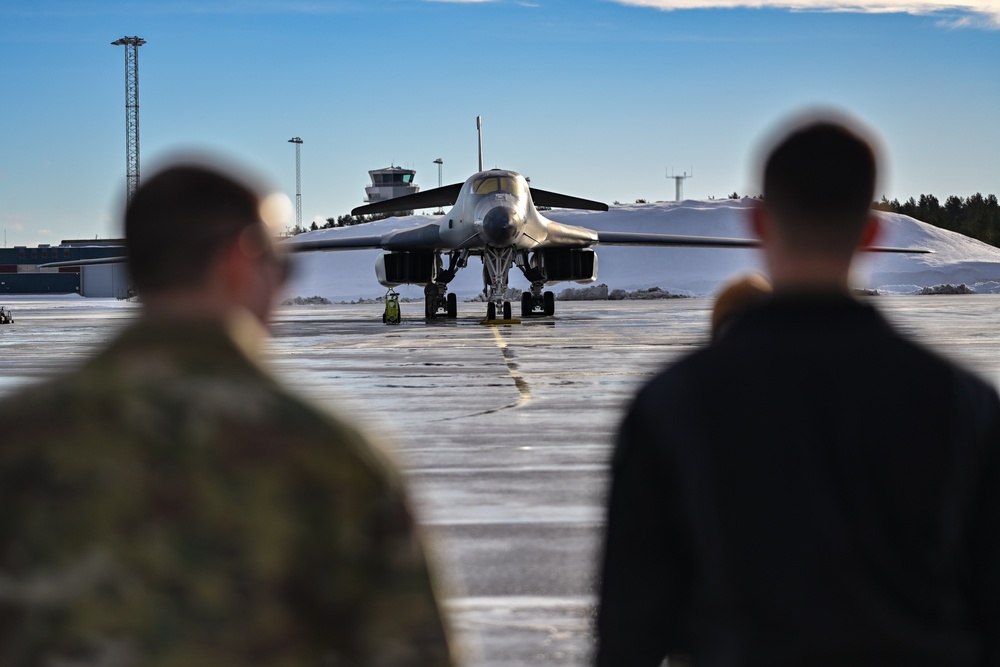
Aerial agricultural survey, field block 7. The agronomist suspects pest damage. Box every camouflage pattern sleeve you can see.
[0,320,454,667]
[277,412,455,667]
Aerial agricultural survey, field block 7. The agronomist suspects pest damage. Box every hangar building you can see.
[0,241,131,298]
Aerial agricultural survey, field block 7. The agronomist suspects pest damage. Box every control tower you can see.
[364,166,419,215]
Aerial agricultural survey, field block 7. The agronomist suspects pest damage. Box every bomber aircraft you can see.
[287,168,773,320]
[286,118,776,321]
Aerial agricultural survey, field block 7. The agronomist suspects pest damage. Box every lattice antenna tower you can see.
[666,168,693,202]
[288,137,303,231]
[112,37,146,204]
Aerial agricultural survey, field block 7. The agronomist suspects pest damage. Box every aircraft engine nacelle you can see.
[375,251,437,287]
[531,248,598,285]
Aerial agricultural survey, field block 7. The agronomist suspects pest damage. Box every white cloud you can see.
[611,0,1000,27]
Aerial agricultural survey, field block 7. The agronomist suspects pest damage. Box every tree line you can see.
[874,193,1000,247]
[304,212,394,232]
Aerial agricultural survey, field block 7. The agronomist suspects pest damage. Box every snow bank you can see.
[281,199,1000,301]
[280,296,332,305]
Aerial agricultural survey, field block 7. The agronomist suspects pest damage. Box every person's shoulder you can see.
[632,343,721,410]
[254,383,403,484]
[836,303,1000,425]
[0,369,83,426]
[877,313,998,393]
[249,380,361,440]
[927,344,1000,419]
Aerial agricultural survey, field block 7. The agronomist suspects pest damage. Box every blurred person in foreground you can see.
[596,116,1000,666]
[0,162,453,667]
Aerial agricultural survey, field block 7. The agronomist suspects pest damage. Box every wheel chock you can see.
[479,318,522,325]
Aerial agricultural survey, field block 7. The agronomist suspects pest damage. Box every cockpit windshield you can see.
[472,176,522,196]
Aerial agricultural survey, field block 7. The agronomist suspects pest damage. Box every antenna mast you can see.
[667,168,693,202]
[288,137,303,231]
[112,36,146,205]
[477,116,484,172]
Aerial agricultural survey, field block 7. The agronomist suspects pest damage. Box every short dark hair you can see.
[125,164,262,295]
[763,120,876,254]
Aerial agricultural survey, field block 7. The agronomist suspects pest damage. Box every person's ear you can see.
[222,237,254,296]
[859,214,880,249]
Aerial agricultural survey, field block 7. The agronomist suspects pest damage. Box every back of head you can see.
[125,164,262,296]
[763,119,877,256]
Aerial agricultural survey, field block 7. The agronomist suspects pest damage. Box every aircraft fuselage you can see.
[438,170,597,253]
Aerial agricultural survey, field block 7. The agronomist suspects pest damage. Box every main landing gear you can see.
[519,282,555,317]
[424,283,457,320]
[422,250,467,321]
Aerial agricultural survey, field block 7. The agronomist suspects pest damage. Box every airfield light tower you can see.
[112,36,146,205]
[433,158,444,214]
[288,137,303,231]
[667,168,693,202]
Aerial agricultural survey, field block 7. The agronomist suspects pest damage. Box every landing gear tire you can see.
[543,291,555,316]
[447,293,457,319]
[503,301,512,320]
[487,302,497,321]
[521,292,532,317]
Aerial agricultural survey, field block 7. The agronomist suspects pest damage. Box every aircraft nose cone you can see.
[482,206,521,246]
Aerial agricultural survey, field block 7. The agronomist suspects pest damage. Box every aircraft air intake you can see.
[481,206,522,247]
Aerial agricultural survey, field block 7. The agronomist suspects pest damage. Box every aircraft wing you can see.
[283,222,446,253]
[866,245,932,254]
[530,187,609,212]
[597,231,760,249]
[351,183,465,216]
[596,232,931,253]
[40,256,128,268]
[282,235,387,252]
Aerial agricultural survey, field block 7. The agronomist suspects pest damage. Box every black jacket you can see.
[597,292,1000,667]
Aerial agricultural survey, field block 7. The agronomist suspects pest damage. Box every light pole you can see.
[433,158,444,214]
[288,137,303,231]
[111,36,146,205]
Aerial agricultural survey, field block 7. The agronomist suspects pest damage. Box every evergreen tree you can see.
[878,193,1000,249]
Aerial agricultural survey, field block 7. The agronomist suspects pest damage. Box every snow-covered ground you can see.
[282,199,1000,301]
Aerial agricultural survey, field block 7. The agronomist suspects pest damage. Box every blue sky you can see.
[1,0,998,246]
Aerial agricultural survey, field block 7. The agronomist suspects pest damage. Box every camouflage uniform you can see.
[0,315,453,667]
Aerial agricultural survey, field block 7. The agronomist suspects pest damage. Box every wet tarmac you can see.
[3,295,1000,665]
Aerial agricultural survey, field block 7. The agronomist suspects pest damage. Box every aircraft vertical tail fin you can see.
[477,116,484,172]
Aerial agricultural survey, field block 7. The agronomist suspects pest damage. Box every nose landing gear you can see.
[481,246,519,323]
